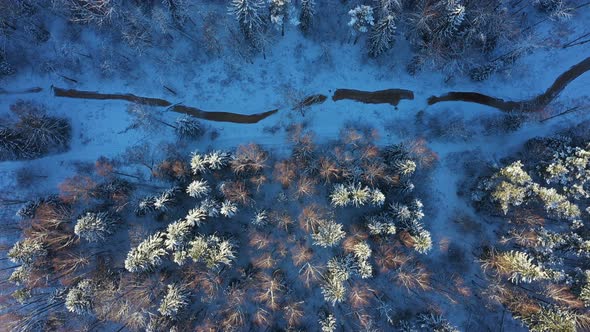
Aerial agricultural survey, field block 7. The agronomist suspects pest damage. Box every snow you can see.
[1,1,590,330]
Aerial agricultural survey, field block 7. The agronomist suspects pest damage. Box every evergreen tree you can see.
[124,232,168,273]
[188,234,236,270]
[319,313,337,332]
[269,0,290,35]
[229,0,265,42]
[442,0,466,38]
[312,220,345,248]
[185,179,210,198]
[368,14,396,57]
[65,279,95,315]
[158,283,190,319]
[220,200,238,218]
[8,238,46,265]
[299,0,315,34]
[74,211,116,242]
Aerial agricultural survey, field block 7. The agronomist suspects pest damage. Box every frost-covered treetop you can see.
[74,211,115,242]
[158,283,189,318]
[124,232,168,273]
[8,238,46,265]
[330,183,385,207]
[186,179,210,198]
[545,143,590,199]
[348,5,374,34]
[190,150,230,174]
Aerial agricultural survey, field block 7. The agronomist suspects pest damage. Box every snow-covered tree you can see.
[65,279,95,315]
[312,220,345,247]
[412,231,433,254]
[367,214,397,235]
[370,188,386,206]
[188,234,236,269]
[186,179,210,198]
[190,152,208,174]
[164,219,193,251]
[8,238,46,265]
[124,232,168,273]
[394,159,416,176]
[251,210,268,226]
[74,211,116,242]
[204,151,229,170]
[368,14,396,57]
[220,200,238,218]
[153,187,178,211]
[320,313,337,332]
[200,198,220,217]
[175,116,204,139]
[299,0,315,33]
[482,250,549,284]
[269,0,291,34]
[185,206,207,226]
[352,241,373,278]
[516,305,577,332]
[533,0,574,20]
[442,0,466,38]
[349,182,370,207]
[321,256,356,305]
[330,184,350,207]
[158,283,190,319]
[348,5,374,36]
[9,266,29,285]
[229,0,265,41]
[418,313,460,332]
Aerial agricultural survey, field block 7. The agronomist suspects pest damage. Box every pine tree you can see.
[368,14,396,57]
[8,238,46,265]
[412,231,433,254]
[370,188,386,206]
[442,0,466,38]
[312,220,346,248]
[124,232,168,273]
[251,210,268,226]
[164,219,193,251]
[320,313,337,332]
[9,266,29,285]
[186,179,210,198]
[349,182,370,207]
[269,0,290,35]
[175,116,204,139]
[190,152,208,174]
[299,0,315,34]
[185,206,207,226]
[348,5,375,35]
[330,184,350,207]
[188,234,236,270]
[482,250,549,284]
[220,200,238,218]
[204,150,229,170]
[229,0,265,42]
[74,211,116,242]
[65,279,95,315]
[158,283,190,319]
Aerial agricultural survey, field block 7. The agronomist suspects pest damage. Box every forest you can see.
[1,0,590,331]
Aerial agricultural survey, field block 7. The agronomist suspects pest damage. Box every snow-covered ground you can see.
[1,1,590,330]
